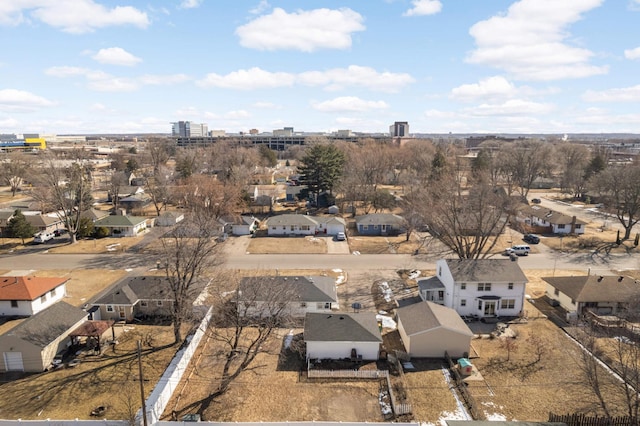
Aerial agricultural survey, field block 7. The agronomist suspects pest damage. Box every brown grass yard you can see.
[0,325,179,420]
[348,235,421,255]
[246,235,327,254]
[48,236,146,254]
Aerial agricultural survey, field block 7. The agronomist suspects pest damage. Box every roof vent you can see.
[598,276,604,282]
[339,316,344,320]
[618,276,624,282]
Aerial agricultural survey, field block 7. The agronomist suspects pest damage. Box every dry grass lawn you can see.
[246,236,327,254]
[48,236,146,254]
[348,235,421,254]
[0,325,178,420]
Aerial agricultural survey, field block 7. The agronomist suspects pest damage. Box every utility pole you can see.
[137,341,148,426]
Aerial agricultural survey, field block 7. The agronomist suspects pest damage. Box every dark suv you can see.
[523,234,540,244]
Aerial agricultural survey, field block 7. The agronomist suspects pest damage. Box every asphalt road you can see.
[0,245,637,275]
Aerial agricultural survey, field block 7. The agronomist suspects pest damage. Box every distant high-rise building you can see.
[273,127,294,137]
[171,121,208,137]
[389,121,409,137]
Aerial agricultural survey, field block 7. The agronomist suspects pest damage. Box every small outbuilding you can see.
[396,301,473,359]
[304,312,382,361]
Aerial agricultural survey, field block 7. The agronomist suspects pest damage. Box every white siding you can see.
[306,341,380,361]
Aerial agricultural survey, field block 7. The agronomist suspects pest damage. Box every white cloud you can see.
[224,110,251,119]
[196,67,295,90]
[298,65,414,92]
[253,101,281,109]
[179,0,202,9]
[0,89,56,112]
[583,85,640,102]
[467,0,608,80]
[92,47,142,66]
[450,76,517,102]
[236,8,365,52]
[464,99,554,116]
[624,47,640,60]
[312,96,389,112]
[250,0,270,15]
[403,0,442,17]
[0,1,150,33]
[46,66,187,92]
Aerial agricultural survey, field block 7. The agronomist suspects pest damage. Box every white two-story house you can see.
[417,259,528,318]
[0,276,68,316]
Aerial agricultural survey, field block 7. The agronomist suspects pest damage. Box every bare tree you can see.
[574,326,613,417]
[499,141,554,198]
[159,212,222,344]
[109,171,129,212]
[32,154,93,244]
[555,143,590,199]
[145,167,171,216]
[181,174,243,219]
[145,138,173,172]
[1,152,30,197]
[590,162,640,240]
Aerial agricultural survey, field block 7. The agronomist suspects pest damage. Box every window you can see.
[140,300,148,307]
[576,224,582,229]
[107,305,114,312]
[50,288,56,297]
[438,267,442,276]
[301,225,309,231]
[157,301,163,307]
[478,300,483,310]
[501,299,515,309]
[460,283,466,290]
[558,224,565,229]
[508,283,514,290]
[478,283,491,291]
[10,300,18,308]
[438,291,444,300]
[460,299,466,307]
[554,289,560,296]
[41,294,47,303]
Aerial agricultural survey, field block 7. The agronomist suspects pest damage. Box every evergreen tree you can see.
[6,210,35,244]
[298,144,345,202]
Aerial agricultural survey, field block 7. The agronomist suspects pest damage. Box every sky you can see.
[1,0,640,135]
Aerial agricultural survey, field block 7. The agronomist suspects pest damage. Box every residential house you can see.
[543,275,640,319]
[80,208,111,223]
[418,259,528,319]
[396,301,473,359]
[94,214,149,237]
[155,211,185,227]
[118,193,152,211]
[92,276,174,322]
[304,312,382,361]
[265,214,345,236]
[516,205,586,235]
[25,213,65,234]
[0,301,87,372]
[355,213,405,236]
[238,275,337,319]
[286,185,306,202]
[0,276,68,316]
[218,215,259,235]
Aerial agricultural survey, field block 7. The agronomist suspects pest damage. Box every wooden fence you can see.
[307,368,387,379]
[445,351,484,420]
[549,413,637,426]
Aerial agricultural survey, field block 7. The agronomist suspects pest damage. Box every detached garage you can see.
[0,301,87,372]
[304,312,382,361]
[396,301,473,359]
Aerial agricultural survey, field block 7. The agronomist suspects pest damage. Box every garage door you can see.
[3,352,24,371]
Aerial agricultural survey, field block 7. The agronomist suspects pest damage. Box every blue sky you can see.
[2,0,640,135]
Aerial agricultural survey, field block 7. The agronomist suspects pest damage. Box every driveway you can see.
[326,236,350,254]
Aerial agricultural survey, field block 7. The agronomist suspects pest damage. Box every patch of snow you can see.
[332,268,342,273]
[284,329,294,349]
[441,367,471,421]
[220,290,235,297]
[376,314,397,330]
[408,270,421,279]
[614,335,632,344]
[485,412,508,421]
[379,310,388,315]
[353,251,361,255]
[125,268,133,272]
[378,281,393,302]
[336,276,346,285]
[378,389,392,415]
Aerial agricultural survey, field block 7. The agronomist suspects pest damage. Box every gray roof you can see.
[315,216,346,226]
[445,259,527,283]
[95,215,148,227]
[239,276,337,303]
[94,276,174,306]
[304,312,382,342]
[265,214,318,227]
[80,208,110,221]
[396,301,473,337]
[520,205,587,225]
[4,301,87,348]
[355,213,404,226]
[543,275,640,303]
[418,276,446,291]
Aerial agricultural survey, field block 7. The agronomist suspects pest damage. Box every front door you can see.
[484,301,496,316]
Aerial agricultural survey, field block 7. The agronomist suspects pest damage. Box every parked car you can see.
[503,247,515,256]
[54,229,68,237]
[523,234,540,244]
[336,232,346,241]
[531,198,541,204]
[511,245,531,256]
[33,231,55,244]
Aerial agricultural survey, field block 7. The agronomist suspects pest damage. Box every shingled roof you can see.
[543,275,640,302]
[93,276,173,306]
[4,301,87,348]
[304,312,382,342]
[445,259,528,283]
[0,276,68,301]
[238,276,337,303]
[396,301,473,337]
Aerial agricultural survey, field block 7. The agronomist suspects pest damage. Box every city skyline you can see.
[2,0,640,135]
